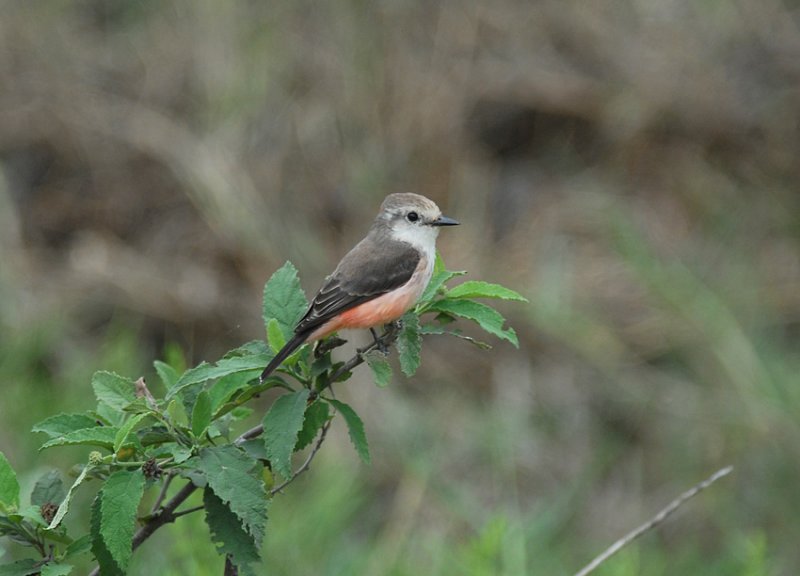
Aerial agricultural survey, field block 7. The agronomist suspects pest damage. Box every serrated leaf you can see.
[191,390,213,438]
[197,446,267,543]
[327,399,370,464]
[0,452,19,509]
[92,371,136,412]
[203,488,262,576]
[40,427,120,451]
[40,564,73,576]
[365,354,392,387]
[418,254,467,304]
[262,261,308,340]
[166,355,269,401]
[225,340,270,358]
[262,390,310,478]
[208,371,263,417]
[148,442,193,464]
[266,318,286,354]
[166,399,189,428]
[64,534,92,558]
[295,401,330,451]
[31,471,66,508]
[32,413,99,439]
[446,280,528,302]
[90,490,120,576]
[114,413,148,453]
[0,559,39,576]
[48,464,91,530]
[397,312,422,376]
[12,505,45,527]
[426,299,519,347]
[94,469,145,573]
[153,360,179,391]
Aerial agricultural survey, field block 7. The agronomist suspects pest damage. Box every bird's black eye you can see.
[406,211,419,222]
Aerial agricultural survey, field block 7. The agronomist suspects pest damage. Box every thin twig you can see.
[574,465,734,576]
[323,323,401,390]
[270,420,332,496]
[172,504,205,519]
[151,472,174,514]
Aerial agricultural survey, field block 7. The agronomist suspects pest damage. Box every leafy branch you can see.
[0,255,525,575]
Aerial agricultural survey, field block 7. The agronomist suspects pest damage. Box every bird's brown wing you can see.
[294,237,421,335]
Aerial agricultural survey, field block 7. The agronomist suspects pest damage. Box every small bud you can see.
[88,451,103,465]
[40,502,59,525]
[142,458,161,479]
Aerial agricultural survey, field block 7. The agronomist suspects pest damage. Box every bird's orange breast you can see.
[306,254,432,342]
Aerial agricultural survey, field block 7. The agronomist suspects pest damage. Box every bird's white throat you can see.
[389,223,439,263]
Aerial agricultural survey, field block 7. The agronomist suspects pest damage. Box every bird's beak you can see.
[430,215,460,226]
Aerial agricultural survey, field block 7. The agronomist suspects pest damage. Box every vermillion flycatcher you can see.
[259,193,459,382]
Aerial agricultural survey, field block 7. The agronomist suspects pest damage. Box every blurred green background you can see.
[1,1,799,574]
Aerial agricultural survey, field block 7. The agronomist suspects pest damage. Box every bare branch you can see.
[574,465,734,576]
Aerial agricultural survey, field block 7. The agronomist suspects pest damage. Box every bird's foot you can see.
[315,336,348,358]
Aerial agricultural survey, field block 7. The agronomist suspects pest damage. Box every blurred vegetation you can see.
[0,1,798,574]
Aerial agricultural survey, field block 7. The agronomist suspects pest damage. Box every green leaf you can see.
[262,261,308,340]
[92,469,145,573]
[40,564,73,576]
[397,312,422,376]
[153,360,179,391]
[64,534,92,558]
[0,559,39,576]
[295,401,330,451]
[197,446,267,543]
[191,390,213,438]
[208,371,262,416]
[446,280,528,302]
[47,464,91,530]
[426,299,519,347]
[113,413,148,453]
[30,471,66,508]
[11,505,45,527]
[223,341,270,359]
[328,399,370,464]
[203,488,262,576]
[166,355,268,401]
[40,427,120,451]
[32,413,99,438]
[148,442,193,464]
[92,371,136,412]
[0,452,19,509]
[262,390,310,478]
[90,491,120,576]
[419,255,467,304]
[365,354,392,387]
[266,318,286,354]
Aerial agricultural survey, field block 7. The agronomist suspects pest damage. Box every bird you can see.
[259,193,459,382]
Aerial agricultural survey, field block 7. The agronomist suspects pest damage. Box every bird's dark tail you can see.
[259,332,308,383]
